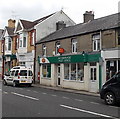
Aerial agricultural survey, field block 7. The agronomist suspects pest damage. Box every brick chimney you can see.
[8,19,16,28]
[83,11,94,23]
[56,21,66,30]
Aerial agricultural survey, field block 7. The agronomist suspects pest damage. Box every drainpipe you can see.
[33,30,36,84]
[2,38,5,79]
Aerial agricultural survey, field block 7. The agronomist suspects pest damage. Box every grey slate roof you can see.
[36,12,120,44]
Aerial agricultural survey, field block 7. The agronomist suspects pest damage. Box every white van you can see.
[3,66,33,87]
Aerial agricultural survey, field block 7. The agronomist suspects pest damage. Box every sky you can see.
[0,0,120,29]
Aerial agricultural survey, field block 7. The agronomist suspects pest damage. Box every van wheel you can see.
[3,80,7,85]
[104,92,116,105]
[28,84,32,87]
[13,81,17,87]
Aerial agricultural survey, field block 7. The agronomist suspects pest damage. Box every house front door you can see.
[57,64,61,86]
[89,66,98,92]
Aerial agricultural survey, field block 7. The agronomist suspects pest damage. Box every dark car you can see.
[100,71,120,105]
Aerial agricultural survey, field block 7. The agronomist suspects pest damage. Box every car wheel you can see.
[104,92,116,105]
[13,81,17,87]
[3,80,7,85]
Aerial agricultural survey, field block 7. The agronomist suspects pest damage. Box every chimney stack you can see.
[8,19,16,28]
[56,21,66,30]
[83,11,94,23]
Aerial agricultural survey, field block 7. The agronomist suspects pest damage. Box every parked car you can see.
[100,71,120,105]
[3,66,33,87]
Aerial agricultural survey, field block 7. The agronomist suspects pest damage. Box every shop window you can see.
[64,64,69,80]
[64,63,84,81]
[42,64,51,78]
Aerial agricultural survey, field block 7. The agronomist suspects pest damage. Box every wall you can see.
[35,11,75,42]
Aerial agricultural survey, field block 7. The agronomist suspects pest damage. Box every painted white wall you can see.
[35,11,75,42]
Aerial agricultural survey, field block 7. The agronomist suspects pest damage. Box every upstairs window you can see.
[55,41,60,55]
[72,38,77,53]
[23,37,26,47]
[31,32,35,45]
[19,33,27,48]
[8,37,12,51]
[92,34,100,51]
[42,44,47,56]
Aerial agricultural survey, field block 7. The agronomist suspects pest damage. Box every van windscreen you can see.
[20,70,27,76]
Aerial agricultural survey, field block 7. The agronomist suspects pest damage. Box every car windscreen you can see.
[20,70,27,76]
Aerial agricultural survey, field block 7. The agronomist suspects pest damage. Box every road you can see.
[1,81,120,118]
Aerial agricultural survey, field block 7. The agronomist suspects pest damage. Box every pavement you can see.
[32,82,100,97]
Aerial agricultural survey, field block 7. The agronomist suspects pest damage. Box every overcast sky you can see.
[0,0,120,29]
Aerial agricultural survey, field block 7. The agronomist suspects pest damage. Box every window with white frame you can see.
[72,38,77,53]
[92,34,100,51]
[42,44,46,56]
[8,37,12,51]
[64,63,84,81]
[55,41,60,55]
[23,37,26,47]
[42,64,51,78]
[19,33,27,48]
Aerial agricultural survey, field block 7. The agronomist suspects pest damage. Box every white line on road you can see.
[11,92,39,101]
[0,89,2,91]
[51,94,57,97]
[62,96,69,99]
[60,104,116,119]
[3,91,8,94]
[74,99,83,102]
[42,92,47,95]
[33,91,38,93]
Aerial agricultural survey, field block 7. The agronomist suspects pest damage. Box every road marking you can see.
[33,91,38,93]
[60,104,115,118]
[0,89,2,91]
[62,96,69,99]
[75,99,83,102]
[42,92,47,95]
[51,94,57,97]
[11,92,39,101]
[90,102,100,105]
[3,91,8,94]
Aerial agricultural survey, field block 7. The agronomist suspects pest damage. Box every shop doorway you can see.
[57,64,61,86]
[89,66,98,92]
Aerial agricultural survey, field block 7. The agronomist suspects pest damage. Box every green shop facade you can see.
[38,53,102,93]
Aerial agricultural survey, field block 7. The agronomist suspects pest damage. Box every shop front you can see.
[38,53,101,93]
[101,48,120,84]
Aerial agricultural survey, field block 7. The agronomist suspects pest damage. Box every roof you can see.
[19,13,56,30]
[36,12,120,44]
[6,27,15,36]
